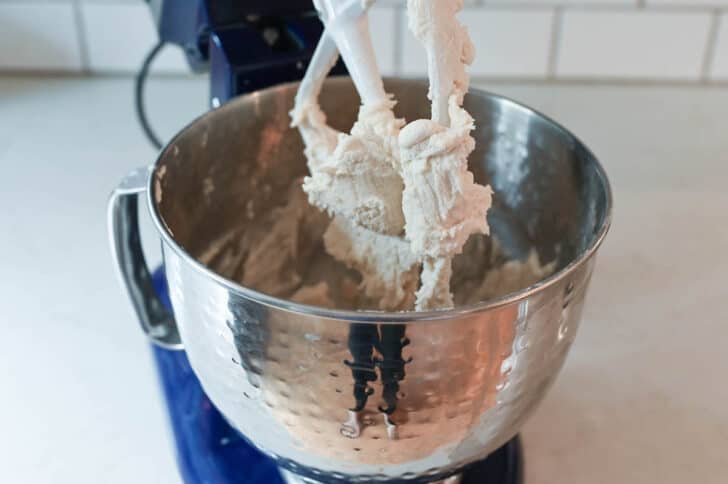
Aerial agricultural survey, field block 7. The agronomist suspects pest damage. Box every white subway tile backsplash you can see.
[401,9,554,78]
[0,3,82,71]
[557,10,712,79]
[398,17,426,76]
[368,6,398,76]
[710,14,728,79]
[647,0,728,6]
[0,1,724,83]
[466,10,555,77]
[80,2,394,75]
[81,2,188,73]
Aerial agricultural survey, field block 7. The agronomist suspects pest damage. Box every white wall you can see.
[0,0,726,81]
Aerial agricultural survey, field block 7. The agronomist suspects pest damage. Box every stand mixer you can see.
[111,1,611,482]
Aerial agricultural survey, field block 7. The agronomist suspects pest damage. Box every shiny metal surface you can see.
[108,78,611,482]
[108,165,181,349]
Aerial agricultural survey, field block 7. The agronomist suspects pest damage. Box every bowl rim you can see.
[148,77,613,323]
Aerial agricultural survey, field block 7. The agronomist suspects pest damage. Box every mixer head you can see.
[146,0,346,103]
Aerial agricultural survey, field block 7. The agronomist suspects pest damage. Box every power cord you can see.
[135,41,167,150]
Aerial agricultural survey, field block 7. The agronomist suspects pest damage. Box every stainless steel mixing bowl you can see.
[108,78,612,483]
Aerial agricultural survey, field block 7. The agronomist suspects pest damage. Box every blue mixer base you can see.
[150,268,523,484]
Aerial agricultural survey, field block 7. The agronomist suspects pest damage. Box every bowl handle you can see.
[107,166,182,350]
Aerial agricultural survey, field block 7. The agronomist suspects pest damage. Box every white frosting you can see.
[302,100,406,235]
[290,100,339,175]
[465,250,556,304]
[401,0,492,310]
[289,0,493,311]
[290,281,336,308]
[398,100,494,310]
[407,0,474,126]
[323,216,420,311]
[415,257,454,310]
[292,76,412,310]
[399,99,492,261]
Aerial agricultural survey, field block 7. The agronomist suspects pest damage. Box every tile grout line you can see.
[547,7,563,79]
[4,70,728,87]
[0,0,721,9]
[71,0,91,73]
[1,1,726,79]
[465,4,727,13]
[700,10,722,81]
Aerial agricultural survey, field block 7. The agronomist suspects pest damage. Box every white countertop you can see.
[1,77,726,484]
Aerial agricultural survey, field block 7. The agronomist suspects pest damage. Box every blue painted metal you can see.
[208,13,340,103]
[151,268,284,484]
[151,0,346,103]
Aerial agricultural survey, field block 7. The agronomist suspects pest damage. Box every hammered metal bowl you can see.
[109,78,612,482]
